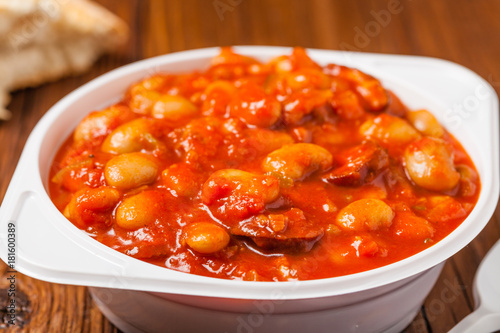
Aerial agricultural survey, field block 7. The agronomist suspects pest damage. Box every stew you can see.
[49,48,480,281]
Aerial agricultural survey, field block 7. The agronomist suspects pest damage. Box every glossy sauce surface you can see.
[49,48,480,281]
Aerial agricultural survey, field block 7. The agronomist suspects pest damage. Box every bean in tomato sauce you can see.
[49,47,480,281]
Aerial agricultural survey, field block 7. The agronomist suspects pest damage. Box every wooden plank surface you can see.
[0,0,499,332]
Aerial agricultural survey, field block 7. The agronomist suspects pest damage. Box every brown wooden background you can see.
[1,0,499,332]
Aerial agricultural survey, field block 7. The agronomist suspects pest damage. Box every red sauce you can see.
[48,47,480,281]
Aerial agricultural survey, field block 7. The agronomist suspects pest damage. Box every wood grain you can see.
[0,0,499,332]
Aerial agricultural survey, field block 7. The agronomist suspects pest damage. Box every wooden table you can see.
[1,0,499,332]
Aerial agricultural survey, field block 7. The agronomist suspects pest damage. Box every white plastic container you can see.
[0,47,498,333]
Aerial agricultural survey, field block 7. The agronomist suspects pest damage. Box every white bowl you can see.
[0,47,498,333]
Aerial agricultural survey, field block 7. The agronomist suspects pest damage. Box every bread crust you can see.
[0,0,128,120]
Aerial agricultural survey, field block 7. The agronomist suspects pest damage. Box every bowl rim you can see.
[0,46,498,300]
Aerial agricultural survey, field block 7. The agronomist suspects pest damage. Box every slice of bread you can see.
[0,0,128,120]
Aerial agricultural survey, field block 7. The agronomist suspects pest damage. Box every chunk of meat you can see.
[383,164,417,200]
[282,89,332,125]
[456,164,479,197]
[323,141,389,186]
[231,208,324,253]
[384,90,409,117]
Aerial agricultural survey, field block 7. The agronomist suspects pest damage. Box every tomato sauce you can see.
[49,47,480,281]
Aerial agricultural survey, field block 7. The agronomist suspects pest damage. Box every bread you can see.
[0,0,128,120]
